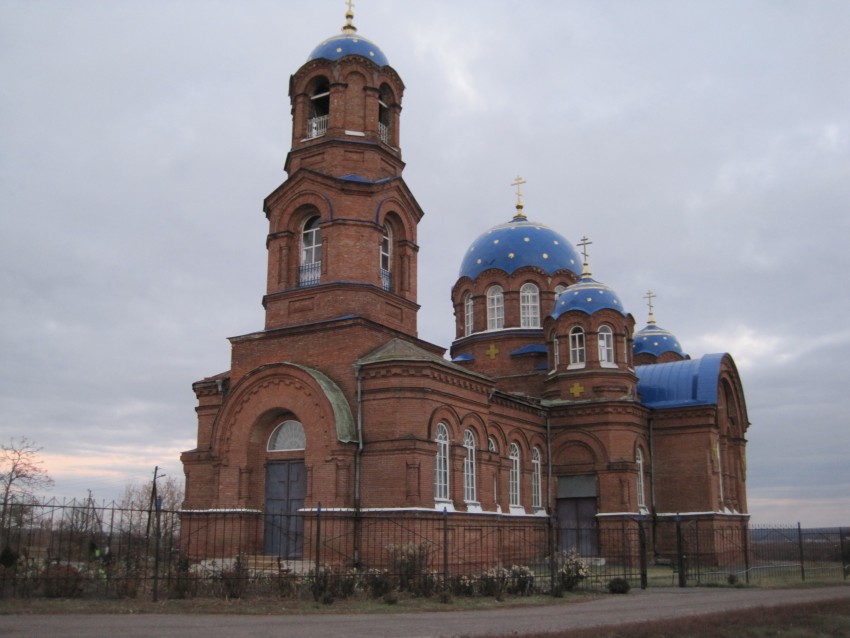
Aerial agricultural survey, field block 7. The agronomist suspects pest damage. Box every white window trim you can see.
[599,325,616,368]
[463,429,477,504]
[531,447,542,510]
[509,443,521,508]
[520,283,540,328]
[487,286,504,331]
[435,423,450,503]
[464,293,474,336]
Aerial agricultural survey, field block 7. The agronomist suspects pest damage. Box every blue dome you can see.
[308,33,389,67]
[551,276,627,318]
[633,324,686,358]
[459,215,582,280]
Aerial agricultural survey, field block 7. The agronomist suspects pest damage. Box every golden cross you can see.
[569,382,585,398]
[485,343,499,359]
[511,175,526,201]
[643,290,656,324]
[346,0,355,15]
[577,236,592,263]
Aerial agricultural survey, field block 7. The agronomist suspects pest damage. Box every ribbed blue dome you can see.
[633,324,686,357]
[308,33,389,67]
[459,215,582,280]
[551,276,627,318]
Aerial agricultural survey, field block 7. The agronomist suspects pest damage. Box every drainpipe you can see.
[546,413,552,512]
[354,364,364,566]
[648,416,657,550]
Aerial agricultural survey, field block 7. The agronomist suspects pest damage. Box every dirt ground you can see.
[1,585,848,637]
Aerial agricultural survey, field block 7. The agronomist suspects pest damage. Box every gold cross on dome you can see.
[577,236,592,263]
[485,343,500,359]
[511,176,527,218]
[346,0,355,14]
[643,290,656,324]
[569,382,585,398]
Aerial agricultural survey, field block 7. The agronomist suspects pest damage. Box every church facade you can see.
[181,9,750,567]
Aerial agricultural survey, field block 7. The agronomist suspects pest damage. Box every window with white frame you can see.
[380,224,392,291]
[463,429,477,503]
[636,448,647,511]
[569,326,586,367]
[268,420,306,451]
[520,283,540,328]
[509,443,521,507]
[299,216,322,287]
[435,423,450,501]
[487,435,498,453]
[598,325,615,366]
[464,293,474,336]
[487,285,504,330]
[532,447,542,509]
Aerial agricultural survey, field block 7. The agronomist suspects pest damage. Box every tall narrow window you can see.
[380,224,392,291]
[463,429,477,503]
[598,325,614,366]
[636,448,647,511]
[464,293,474,336]
[532,447,542,510]
[299,216,322,287]
[520,283,540,328]
[435,423,450,502]
[307,79,330,139]
[509,443,521,507]
[378,84,393,145]
[552,337,560,369]
[487,285,504,330]
[569,326,585,367]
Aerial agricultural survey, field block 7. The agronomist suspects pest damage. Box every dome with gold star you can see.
[307,7,389,67]
[633,324,686,357]
[551,275,628,318]
[459,213,582,281]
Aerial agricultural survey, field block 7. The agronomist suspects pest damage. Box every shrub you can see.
[362,568,394,599]
[386,542,430,593]
[607,577,631,594]
[479,566,509,597]
[555,549,590,592]
[507,565,535,596]
[727,573,739,586]
[448,574,475,597]
[42,564,83,598]
[219,556,248,599]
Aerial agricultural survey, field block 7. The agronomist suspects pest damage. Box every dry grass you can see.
[488,598,850,638]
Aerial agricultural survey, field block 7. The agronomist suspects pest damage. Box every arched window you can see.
[509,443,521,507]
[268,420,306,451]
[378,84,393,145]
[554,284,567,296]
[299,216,322,287]
[569,326,586,367]
[434,423,450,502]
[380,224,392,291]
[487,285,504,330]
[464,293,474,336]
[532,447,542,510]
[463,429,477,503]
[552,337,560,369]
[598,325,615,366]
[307,78,330,138]
[520,283,540,328]
[636,448,647,511]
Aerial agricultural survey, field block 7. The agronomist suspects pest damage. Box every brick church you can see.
[181,8,750,564]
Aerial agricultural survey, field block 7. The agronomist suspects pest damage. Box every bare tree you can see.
[1,437,54,536]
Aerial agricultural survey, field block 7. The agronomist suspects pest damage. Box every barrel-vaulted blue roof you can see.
[633,323,687,357]
[459,214,582,280]
[551,275,628,318]
[636,354,725,408]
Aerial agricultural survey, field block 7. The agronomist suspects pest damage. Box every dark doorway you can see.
[264,460,306,558]
[557,497,598,555]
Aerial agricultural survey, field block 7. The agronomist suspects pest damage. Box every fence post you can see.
[153,496,162,602]
[743,523,750,585]
[797,522,806,582]
[638,515,648,590]
[442,507,449,589]
[676,515,686,588]
[549,515,556,595]
[840,527,848,581]
[315,503,322,575]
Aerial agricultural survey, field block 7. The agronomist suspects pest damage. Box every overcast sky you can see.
[1,0,848,526]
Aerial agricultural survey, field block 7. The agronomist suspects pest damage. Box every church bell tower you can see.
[261,6,423,336]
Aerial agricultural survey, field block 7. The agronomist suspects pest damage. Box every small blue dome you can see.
[551,276,627,318]
[308,33,389,67]
[459,215,582,280]
[633,324,686,358]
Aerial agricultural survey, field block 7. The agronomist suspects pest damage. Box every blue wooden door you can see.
[264,461,306,558]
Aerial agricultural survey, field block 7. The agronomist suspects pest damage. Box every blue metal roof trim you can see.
[511,344,548,356]
[339,174,394,184]
[308,34,389,67]
[636,354,725,409]
[459,217,582,280]
[452,353,474,362]
[633,324,686,357]
[551,277,628,319]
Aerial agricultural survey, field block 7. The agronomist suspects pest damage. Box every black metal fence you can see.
[0,498,847,600]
